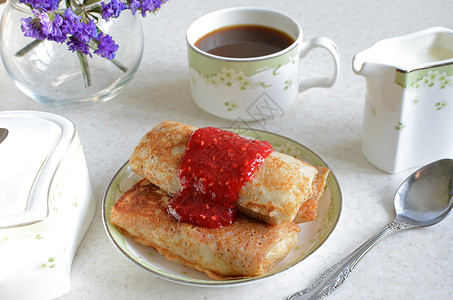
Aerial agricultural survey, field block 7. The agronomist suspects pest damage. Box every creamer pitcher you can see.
[353,27,453,174]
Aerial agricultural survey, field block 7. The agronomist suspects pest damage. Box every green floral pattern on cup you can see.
[38,257,56,269]
[395,122,405,131]
[435,101,447,110]
[196,68,266,90]
[224,101,238,111]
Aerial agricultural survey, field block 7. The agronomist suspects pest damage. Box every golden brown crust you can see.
[238,151,318,224]
[129,121,322,225]
[293,167,330,223]
[111,179,300,280]
[129,121,196,194]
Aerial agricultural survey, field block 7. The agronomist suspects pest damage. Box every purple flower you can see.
[60,8,82,35]
[20,16,46,40]
[94,33,119,59]
[73,19,98,43]
[101,0,127,21]
[40,12,65,43]
[18,0,169,62]
[19,0,60,11]
[67,36,91,56]
[65,19,99,57]
[129,0,164,17]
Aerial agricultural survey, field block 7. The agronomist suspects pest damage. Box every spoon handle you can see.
[288,219,414,300]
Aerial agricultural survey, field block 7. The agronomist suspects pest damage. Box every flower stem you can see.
[80,0,103,12]
[15,39,43,57]
[77,51,92,87]
[88,42,128,72]
[109,57,128,72]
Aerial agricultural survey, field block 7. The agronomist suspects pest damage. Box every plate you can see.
[102,128,342,287]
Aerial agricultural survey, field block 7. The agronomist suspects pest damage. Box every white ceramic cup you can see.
[186,7,340,121]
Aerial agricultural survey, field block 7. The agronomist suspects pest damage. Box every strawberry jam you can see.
[167,127,273,228]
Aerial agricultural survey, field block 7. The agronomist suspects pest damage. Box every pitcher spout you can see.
[352,51,367,75]
[352,52,392,80]
[352,52,379,77]
[353,27,453,79]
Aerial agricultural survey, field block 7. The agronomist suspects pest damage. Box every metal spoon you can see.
[288,158,453,300]
[0,128,8,144]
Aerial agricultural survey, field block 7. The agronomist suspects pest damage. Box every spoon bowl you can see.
[289,158,453,300]
[394,159,453,226]
[0,128,8,144]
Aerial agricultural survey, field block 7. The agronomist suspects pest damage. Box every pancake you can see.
[130,121,326,224]
[293,166,330,223]
[111,179,300,279]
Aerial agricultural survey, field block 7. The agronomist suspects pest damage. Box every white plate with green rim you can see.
[102,128,342,287]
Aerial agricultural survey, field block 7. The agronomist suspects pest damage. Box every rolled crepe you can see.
[294,166,330,223]
[111,179,300,279]
[130,121,325,225]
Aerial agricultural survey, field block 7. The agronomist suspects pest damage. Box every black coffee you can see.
[195,25,295,58]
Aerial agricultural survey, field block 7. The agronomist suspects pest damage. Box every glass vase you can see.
[0,0,144,107]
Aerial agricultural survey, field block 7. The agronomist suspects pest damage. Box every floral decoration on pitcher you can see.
[395,64,453,89]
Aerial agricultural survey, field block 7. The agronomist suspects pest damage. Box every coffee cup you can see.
[186,7,340,121]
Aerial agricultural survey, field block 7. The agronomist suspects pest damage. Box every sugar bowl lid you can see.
[0,111,75,228]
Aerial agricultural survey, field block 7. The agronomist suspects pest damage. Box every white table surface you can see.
[1,0,452,299]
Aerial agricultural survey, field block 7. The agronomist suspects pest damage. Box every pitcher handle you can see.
[299,37,340,92]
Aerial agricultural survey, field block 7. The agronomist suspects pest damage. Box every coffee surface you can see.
[195,25,295,58]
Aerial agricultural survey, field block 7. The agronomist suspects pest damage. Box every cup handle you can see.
[298,37,340,92]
